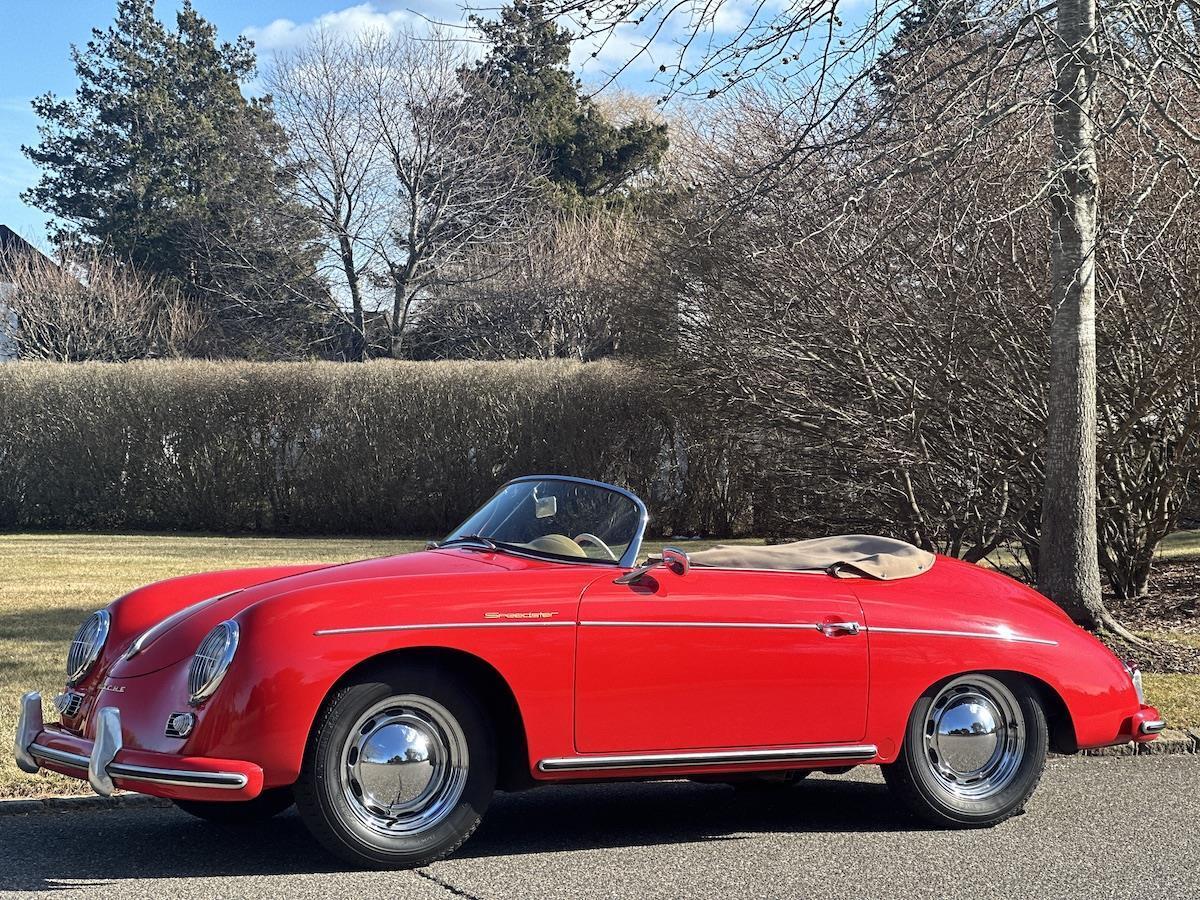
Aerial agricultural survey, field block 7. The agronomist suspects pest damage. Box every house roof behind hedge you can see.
[0,225,53,273]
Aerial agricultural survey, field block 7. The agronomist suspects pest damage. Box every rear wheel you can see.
[173,787,294,824]
[294,663,496,868]
[882,673,1047,828]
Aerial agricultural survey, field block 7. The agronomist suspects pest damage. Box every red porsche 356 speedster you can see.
[16,475,1163,867]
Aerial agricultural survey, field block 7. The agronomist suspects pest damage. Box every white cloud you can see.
[243,3,422,54]
[242,2,757,99]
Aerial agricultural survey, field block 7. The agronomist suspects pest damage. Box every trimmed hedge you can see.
[0,360,749,535]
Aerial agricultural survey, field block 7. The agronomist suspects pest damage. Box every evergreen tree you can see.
[23,0,323,354]
[873,0,971,90]
[464,0,668,204]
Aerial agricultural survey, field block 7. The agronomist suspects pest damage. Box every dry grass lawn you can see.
[1,531,1195,799]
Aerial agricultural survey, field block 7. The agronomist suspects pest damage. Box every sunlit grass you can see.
[1139,632,1200,650]
[985,528,1200,572]
[1143,675,1200,733]
[1156,529,1200,562]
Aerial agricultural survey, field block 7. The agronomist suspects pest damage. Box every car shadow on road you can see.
[0,776,919,891]
[460,776,917,859]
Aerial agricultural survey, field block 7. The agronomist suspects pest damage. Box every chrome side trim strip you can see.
[867,626,1057,646]
[580,620,822,630]
[538,744,879,772]
[29,744,248,790]
[315,621,576,636]
[314,620,1055,644]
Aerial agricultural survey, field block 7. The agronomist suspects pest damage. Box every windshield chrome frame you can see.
[451,475,649,569]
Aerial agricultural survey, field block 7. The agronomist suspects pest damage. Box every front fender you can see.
[76,566,326,692]
[187,573,585,788]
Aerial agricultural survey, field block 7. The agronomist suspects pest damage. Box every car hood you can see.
[111,549,525,677]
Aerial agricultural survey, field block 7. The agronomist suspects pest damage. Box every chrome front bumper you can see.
[1140,719,1167,735]
[14,691,249,797]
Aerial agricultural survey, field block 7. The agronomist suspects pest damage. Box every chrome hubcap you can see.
[922,676,1024,800]
[339,696,468,836]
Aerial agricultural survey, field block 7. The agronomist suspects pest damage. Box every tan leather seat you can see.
[524,534,587,558]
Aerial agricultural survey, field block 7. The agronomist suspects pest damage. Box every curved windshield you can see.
[441,478,644,565]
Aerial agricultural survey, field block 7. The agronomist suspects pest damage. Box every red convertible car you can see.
[16,475,1163,868]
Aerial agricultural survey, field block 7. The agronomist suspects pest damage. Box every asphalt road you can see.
[1,755,1195,899]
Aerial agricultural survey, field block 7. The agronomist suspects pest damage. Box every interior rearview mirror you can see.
[534,495,557,519]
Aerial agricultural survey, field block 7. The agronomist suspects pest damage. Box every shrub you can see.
[0,359,752,536]
[0,246,204,361]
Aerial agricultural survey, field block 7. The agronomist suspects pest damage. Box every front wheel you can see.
[294,663,496,868]
[882,673,1047,828]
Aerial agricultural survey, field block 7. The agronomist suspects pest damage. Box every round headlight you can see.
[66,610,111,685]
[188,621,240,705]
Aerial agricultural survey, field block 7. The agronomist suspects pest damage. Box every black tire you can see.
[173,787,294,824]
[294,662,496,869]
[882,672,1047,828]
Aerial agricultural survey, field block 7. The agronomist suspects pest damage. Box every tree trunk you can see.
[338,235,366,362]
[1039,0,1107,630]
[390,277,410,359]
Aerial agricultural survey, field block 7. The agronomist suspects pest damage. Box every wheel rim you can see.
[339,695,469,837]
[921,675,1025,801]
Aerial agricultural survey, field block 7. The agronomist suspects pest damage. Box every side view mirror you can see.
[614,545,690,585]
[661,546,690,576]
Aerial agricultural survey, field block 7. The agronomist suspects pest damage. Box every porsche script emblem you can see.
[484,611,558,619]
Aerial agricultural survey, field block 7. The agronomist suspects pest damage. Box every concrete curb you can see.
[1077,728,1197,757]
[0,793,171,817]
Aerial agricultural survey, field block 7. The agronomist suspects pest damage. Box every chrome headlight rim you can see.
[188,620,240,706]
[67,609,111,686]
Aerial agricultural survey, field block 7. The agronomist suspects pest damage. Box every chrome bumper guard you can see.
[14,691,248,797]
[1140,719,1167,736]
[14,692,42,775]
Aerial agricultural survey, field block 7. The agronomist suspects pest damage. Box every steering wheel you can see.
[574,532,618,561]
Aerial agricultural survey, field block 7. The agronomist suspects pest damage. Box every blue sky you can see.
[0,0,672,247]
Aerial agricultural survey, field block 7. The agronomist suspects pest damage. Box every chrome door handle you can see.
[818,621,860,637]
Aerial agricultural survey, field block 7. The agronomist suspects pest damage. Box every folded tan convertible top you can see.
[688,534,935,580]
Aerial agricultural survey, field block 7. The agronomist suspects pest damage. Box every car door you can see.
[574,565,868,753]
